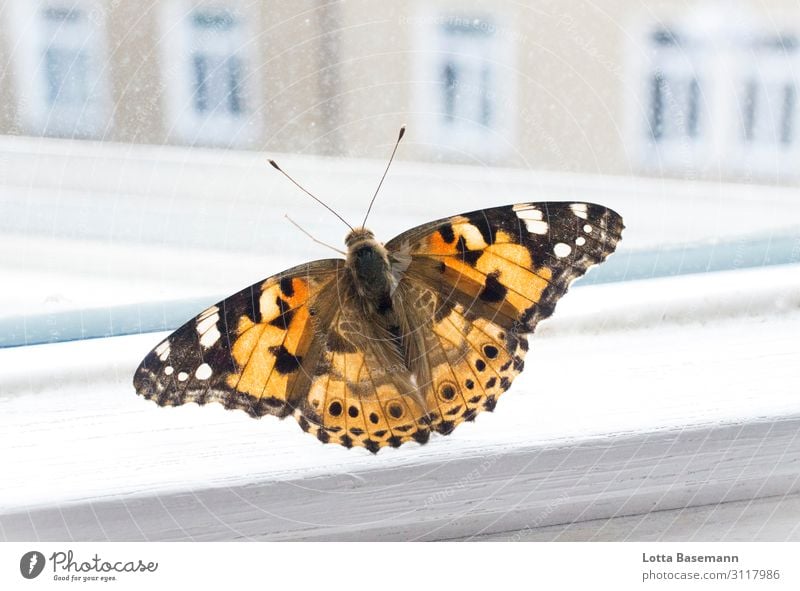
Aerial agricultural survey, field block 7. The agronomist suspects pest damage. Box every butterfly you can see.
[133,128,624,453]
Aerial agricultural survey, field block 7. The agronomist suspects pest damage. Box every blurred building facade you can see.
[0,0,798,184]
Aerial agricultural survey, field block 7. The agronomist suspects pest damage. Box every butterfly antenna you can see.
[361,125,405,229]
[268,159,354,232]
[284,215,347,256]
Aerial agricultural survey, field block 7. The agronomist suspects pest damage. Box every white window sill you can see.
[1,263,798,541]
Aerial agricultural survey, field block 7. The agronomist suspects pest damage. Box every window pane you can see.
[45,47,89,106]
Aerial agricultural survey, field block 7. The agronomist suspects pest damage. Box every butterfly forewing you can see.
[386,201,623,331]
[133,259,343,417]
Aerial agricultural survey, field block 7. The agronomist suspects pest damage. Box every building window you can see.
[190,9,244,117]
[636,27,708,168]
[7,1,111,138]
[160,2,260,147]
[649,72,701,143]
[736,36,798,151]
[413,13,516,160]
[630,15,800,180]
[725,34,800,177]
[741,78,795,145]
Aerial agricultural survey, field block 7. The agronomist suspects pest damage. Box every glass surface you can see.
[0,0,798,348]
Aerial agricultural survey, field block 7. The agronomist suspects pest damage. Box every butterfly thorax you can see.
[345,227,394,312]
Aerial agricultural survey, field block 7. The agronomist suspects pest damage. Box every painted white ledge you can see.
[1,264,799,541]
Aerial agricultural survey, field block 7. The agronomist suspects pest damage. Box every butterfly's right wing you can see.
[384,202,624,436]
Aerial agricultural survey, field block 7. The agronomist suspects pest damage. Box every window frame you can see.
[1,262,799,541]
[1,135,799,541]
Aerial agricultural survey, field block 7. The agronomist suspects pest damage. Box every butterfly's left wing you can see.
[134,256,434,453]
[385,202,623,435]
[133,259,344,418]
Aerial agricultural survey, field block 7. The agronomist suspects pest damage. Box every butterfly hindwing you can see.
[393,277,529,437]
[290,274,433,451]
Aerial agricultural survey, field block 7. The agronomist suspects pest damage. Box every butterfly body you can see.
[344,228,395,308]
[134,201,623,452]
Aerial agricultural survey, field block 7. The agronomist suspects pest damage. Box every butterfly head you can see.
[344,227,376,248]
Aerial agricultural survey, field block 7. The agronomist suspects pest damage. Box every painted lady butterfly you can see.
[133,130,623,453]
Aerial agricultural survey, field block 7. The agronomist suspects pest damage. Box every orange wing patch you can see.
[225,278,314,407]
[420,220,554,316]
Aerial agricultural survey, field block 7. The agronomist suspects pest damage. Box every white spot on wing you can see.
[155,341,170,361]
[513,205,548,235]
[583,224,593,233]
[195,363,213,380]
[177,372,189,382]
[197,305,219,321]
[575,236,586,246]
[526,220,549,235]
[164,366,174,375]
[197,311,221,349]
[570,203,588,219]
[200,325,221,348]
[554,242,572,258]
[196,312,219,335]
